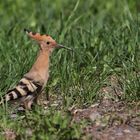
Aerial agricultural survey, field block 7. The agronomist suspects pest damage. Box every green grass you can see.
[0,0,140,139]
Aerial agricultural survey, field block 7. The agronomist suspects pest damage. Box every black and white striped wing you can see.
[0,77,42,104]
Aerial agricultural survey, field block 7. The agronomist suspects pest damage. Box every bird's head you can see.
[24,29,71,52]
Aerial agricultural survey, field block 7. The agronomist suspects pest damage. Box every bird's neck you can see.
[25,49,52,84]
[31,49,51,72]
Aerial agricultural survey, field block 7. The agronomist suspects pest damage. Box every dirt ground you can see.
[71,98,140,140]
[71,75,140,140]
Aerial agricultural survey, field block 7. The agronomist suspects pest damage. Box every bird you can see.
[0,29,71,109]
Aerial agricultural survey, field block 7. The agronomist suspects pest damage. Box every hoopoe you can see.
[0,29,70,109]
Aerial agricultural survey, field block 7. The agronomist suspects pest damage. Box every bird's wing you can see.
[0,77,42,104]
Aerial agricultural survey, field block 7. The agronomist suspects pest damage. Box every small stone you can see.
[124,129,131,133]
[90,103,99,108]
[43,101,49,105]
[10,113,18,119]
[89,112,101,122]
[17,106,25,112]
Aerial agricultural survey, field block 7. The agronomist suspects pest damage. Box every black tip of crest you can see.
[24,28,30,33]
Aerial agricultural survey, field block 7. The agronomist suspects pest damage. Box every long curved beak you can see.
[57,44,72,51]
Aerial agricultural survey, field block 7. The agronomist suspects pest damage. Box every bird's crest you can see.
[24,28,52,41]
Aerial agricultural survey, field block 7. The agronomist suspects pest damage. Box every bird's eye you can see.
[46,42,50,45]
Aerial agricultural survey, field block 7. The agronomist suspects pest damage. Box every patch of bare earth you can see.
[71,75,140,140]
[2,129,16,140]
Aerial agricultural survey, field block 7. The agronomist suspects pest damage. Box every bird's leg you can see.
[34,90,49,106]
[20,94,36,110]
